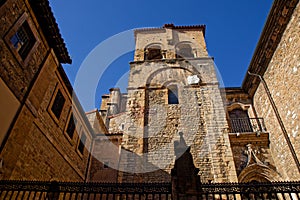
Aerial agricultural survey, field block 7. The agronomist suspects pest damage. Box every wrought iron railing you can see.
[229,118,267,133]
[200,181,300,200]
[0,180,171,200]
[1,180,300,200]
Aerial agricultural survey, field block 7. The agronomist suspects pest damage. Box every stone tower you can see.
[100,24,237,183]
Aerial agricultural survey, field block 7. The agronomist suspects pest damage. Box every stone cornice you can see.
[242,0,299,97]
[229,132,270,146]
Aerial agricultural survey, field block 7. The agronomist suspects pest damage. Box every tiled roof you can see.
[29,0,72,64]
[134,23,206,37]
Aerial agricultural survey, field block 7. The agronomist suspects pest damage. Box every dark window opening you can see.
[168,86,179,104]
[78,133,86,154]
[104,162,109,168]
[176,44,194,58]
[0,0,7,7]
[51,90,65,119]
[66,114,77,139]
[145,46,162,60]
[10,21,36,60]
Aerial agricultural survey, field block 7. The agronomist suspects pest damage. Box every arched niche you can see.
[175,42,194,58]
[144,43,163,60]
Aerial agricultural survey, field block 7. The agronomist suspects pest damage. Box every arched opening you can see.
[176,43,194,58]
[168,85,179,104]
[238,164,281,183]
[144,45,162,60]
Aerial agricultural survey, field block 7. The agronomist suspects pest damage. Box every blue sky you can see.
[49,0,273,111]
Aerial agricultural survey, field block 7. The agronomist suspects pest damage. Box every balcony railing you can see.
[229,118,267,133]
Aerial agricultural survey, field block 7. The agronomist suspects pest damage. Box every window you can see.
[0,0,7,7]
[229,109,252,133]
[176,43,194,58]
[104,161,109,169]
[66,114,77,139]
[51,90,65,119]
[78,133,86,154]
[168,86,179,104]
[145,45,162,60]
[10,21,36,60]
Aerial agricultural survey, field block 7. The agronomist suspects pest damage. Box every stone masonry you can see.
[253,2,300,181]
[0,0,92,181]
[99,25,238,183]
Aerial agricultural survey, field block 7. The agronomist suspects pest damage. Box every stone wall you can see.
[253,2,300,181]
[89,134,122,182]
[95,25,239,183]
[116,57,237,183]
[228,132,280,182]
[1,53,93,181]
[198,84,237,183]
[0,0,48,102]
[134,28,208,61]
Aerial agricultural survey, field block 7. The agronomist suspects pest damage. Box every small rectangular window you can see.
[104,161,109,169]
[51,90,65,119]
[78,133,86,154]
[0,0,7,7]
[168,87,179,104]
[66,114,77,139]
[10,21,36,60]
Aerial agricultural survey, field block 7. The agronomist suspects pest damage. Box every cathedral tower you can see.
[100,24,238,183]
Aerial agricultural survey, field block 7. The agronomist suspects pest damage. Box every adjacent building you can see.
[0,0,94,181]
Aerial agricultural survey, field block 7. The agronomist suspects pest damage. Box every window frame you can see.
[50,89,65,120]
[168,85,179,104]
[10,21,36,60]
[103,161,109,169]
[65,111,77,141]
[77,132,87,155]
[48,86,67,123]
[4,13,39,66]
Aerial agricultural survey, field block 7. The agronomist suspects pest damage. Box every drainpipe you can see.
[248,71,300,174]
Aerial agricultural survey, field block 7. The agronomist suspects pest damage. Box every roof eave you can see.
[29,0,72,64]
[242,0,299,97]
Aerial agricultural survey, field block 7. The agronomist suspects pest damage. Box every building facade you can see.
[0,0,94,181]
[92,0,300,183]
[96,24,237,183]
[243,0,300,181]
[0,0,299,184]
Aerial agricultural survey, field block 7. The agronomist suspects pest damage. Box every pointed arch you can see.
[238,164,282,183]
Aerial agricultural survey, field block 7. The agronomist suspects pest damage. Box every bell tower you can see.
[103,24,237,183]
